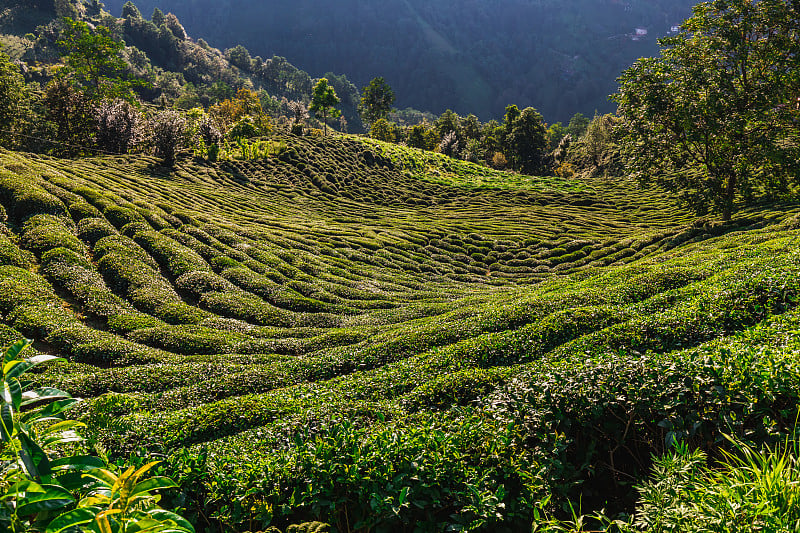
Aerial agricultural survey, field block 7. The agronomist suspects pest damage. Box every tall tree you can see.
[614,0,800,220]
[57,18,137,102]
[509,107,549,175]
[501,105,548,175]
[359,77,395,128]
[310,78,340,136]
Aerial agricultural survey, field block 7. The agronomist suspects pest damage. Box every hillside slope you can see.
[2,137,799,529]
[103,0,697,121]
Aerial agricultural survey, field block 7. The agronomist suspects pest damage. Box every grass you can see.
[0,135,799,530]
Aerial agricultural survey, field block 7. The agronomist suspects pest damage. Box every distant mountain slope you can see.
[103,0,697,122]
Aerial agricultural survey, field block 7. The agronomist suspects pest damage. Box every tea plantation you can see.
[2,134,799,531]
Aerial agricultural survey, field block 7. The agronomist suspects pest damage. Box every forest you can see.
[100,0,698,123]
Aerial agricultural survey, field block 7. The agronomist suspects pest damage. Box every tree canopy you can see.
[500,105,549,175]
[614,0,800,220]
[310,78,340,136]
[359,77,395,127]
[57,17,138,102]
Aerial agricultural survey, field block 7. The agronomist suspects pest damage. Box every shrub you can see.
[96,98,141,153]
[77,216,119,244]
[150,109,187,165]
[0,172,67,224]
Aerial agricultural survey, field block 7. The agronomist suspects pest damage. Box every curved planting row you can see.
[0,143,799,530]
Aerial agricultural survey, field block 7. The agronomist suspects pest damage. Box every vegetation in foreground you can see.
[0,128,799,530]
[0,0,799,531]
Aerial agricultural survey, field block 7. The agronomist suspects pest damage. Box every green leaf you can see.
[83,468,119,488]
[21,387,72,408]
[3,359,30,380]
[145,509,195,532]
[1,479,44,502]
[22,398,78,423]
[47,507,102,533]
[15,484,74,516]
[7,377,22,409]
[3,339,30,365]
[131,477,178,498]
[0,403,14,442]
[26,354,64,366]
[51,455,106,472]
[19,430,51,477]
[43,430,84,447]
[58,471,98,492]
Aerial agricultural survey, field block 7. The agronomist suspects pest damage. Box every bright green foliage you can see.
[56,18,137,102]
[309,78,340,136]
[615,0,800,221]
[0,339,193,533]
[358,76,395,127]
[369,118,399,142]
[621,438,800,532]
[1,133,800,530]
[405,122,437,151]
[48,461,192,533]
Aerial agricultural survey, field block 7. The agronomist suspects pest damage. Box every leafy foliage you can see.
[615,0,800,220]
[309,78,340,136]
[358,77,395,127]
[0,339,192,533]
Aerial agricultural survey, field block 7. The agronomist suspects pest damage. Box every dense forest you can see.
[102,0,697,122]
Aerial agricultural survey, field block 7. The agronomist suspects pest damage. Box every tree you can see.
[435,109,461,144]
[359,77,395,127]
[614,0,800,220]
[151,7,166,26]
[57,18,137,102]
[121,1,142,19]
[370,118,399,142]
[0,52,29,148]
[43,79,97,156]
[406,123,437,150]
[309,78,340,136]
[502,105,549,175]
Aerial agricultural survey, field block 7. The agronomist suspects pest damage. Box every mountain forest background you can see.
[101,0,698,123]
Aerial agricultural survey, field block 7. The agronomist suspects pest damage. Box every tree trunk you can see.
[722,172,737,221]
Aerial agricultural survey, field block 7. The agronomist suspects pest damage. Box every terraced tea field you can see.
[2,134,800,530]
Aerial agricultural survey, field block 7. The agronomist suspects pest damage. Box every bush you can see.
[0,172,67,224]
[20,214,84,256]
[77,216,119,244]
[96,98,141,153]
[150,109,187,165]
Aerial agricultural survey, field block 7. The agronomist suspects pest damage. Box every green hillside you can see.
[2,132,800,529]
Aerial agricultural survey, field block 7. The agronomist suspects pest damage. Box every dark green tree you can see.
[614,0,800,220]
[310,78,340,136]
[359,77,395,128]
[566,112,590,139]
[501,105,548,175]
[435,109,461,144]
[43,79,96,156]
[151,7,166,26]
[121,1,142,19]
